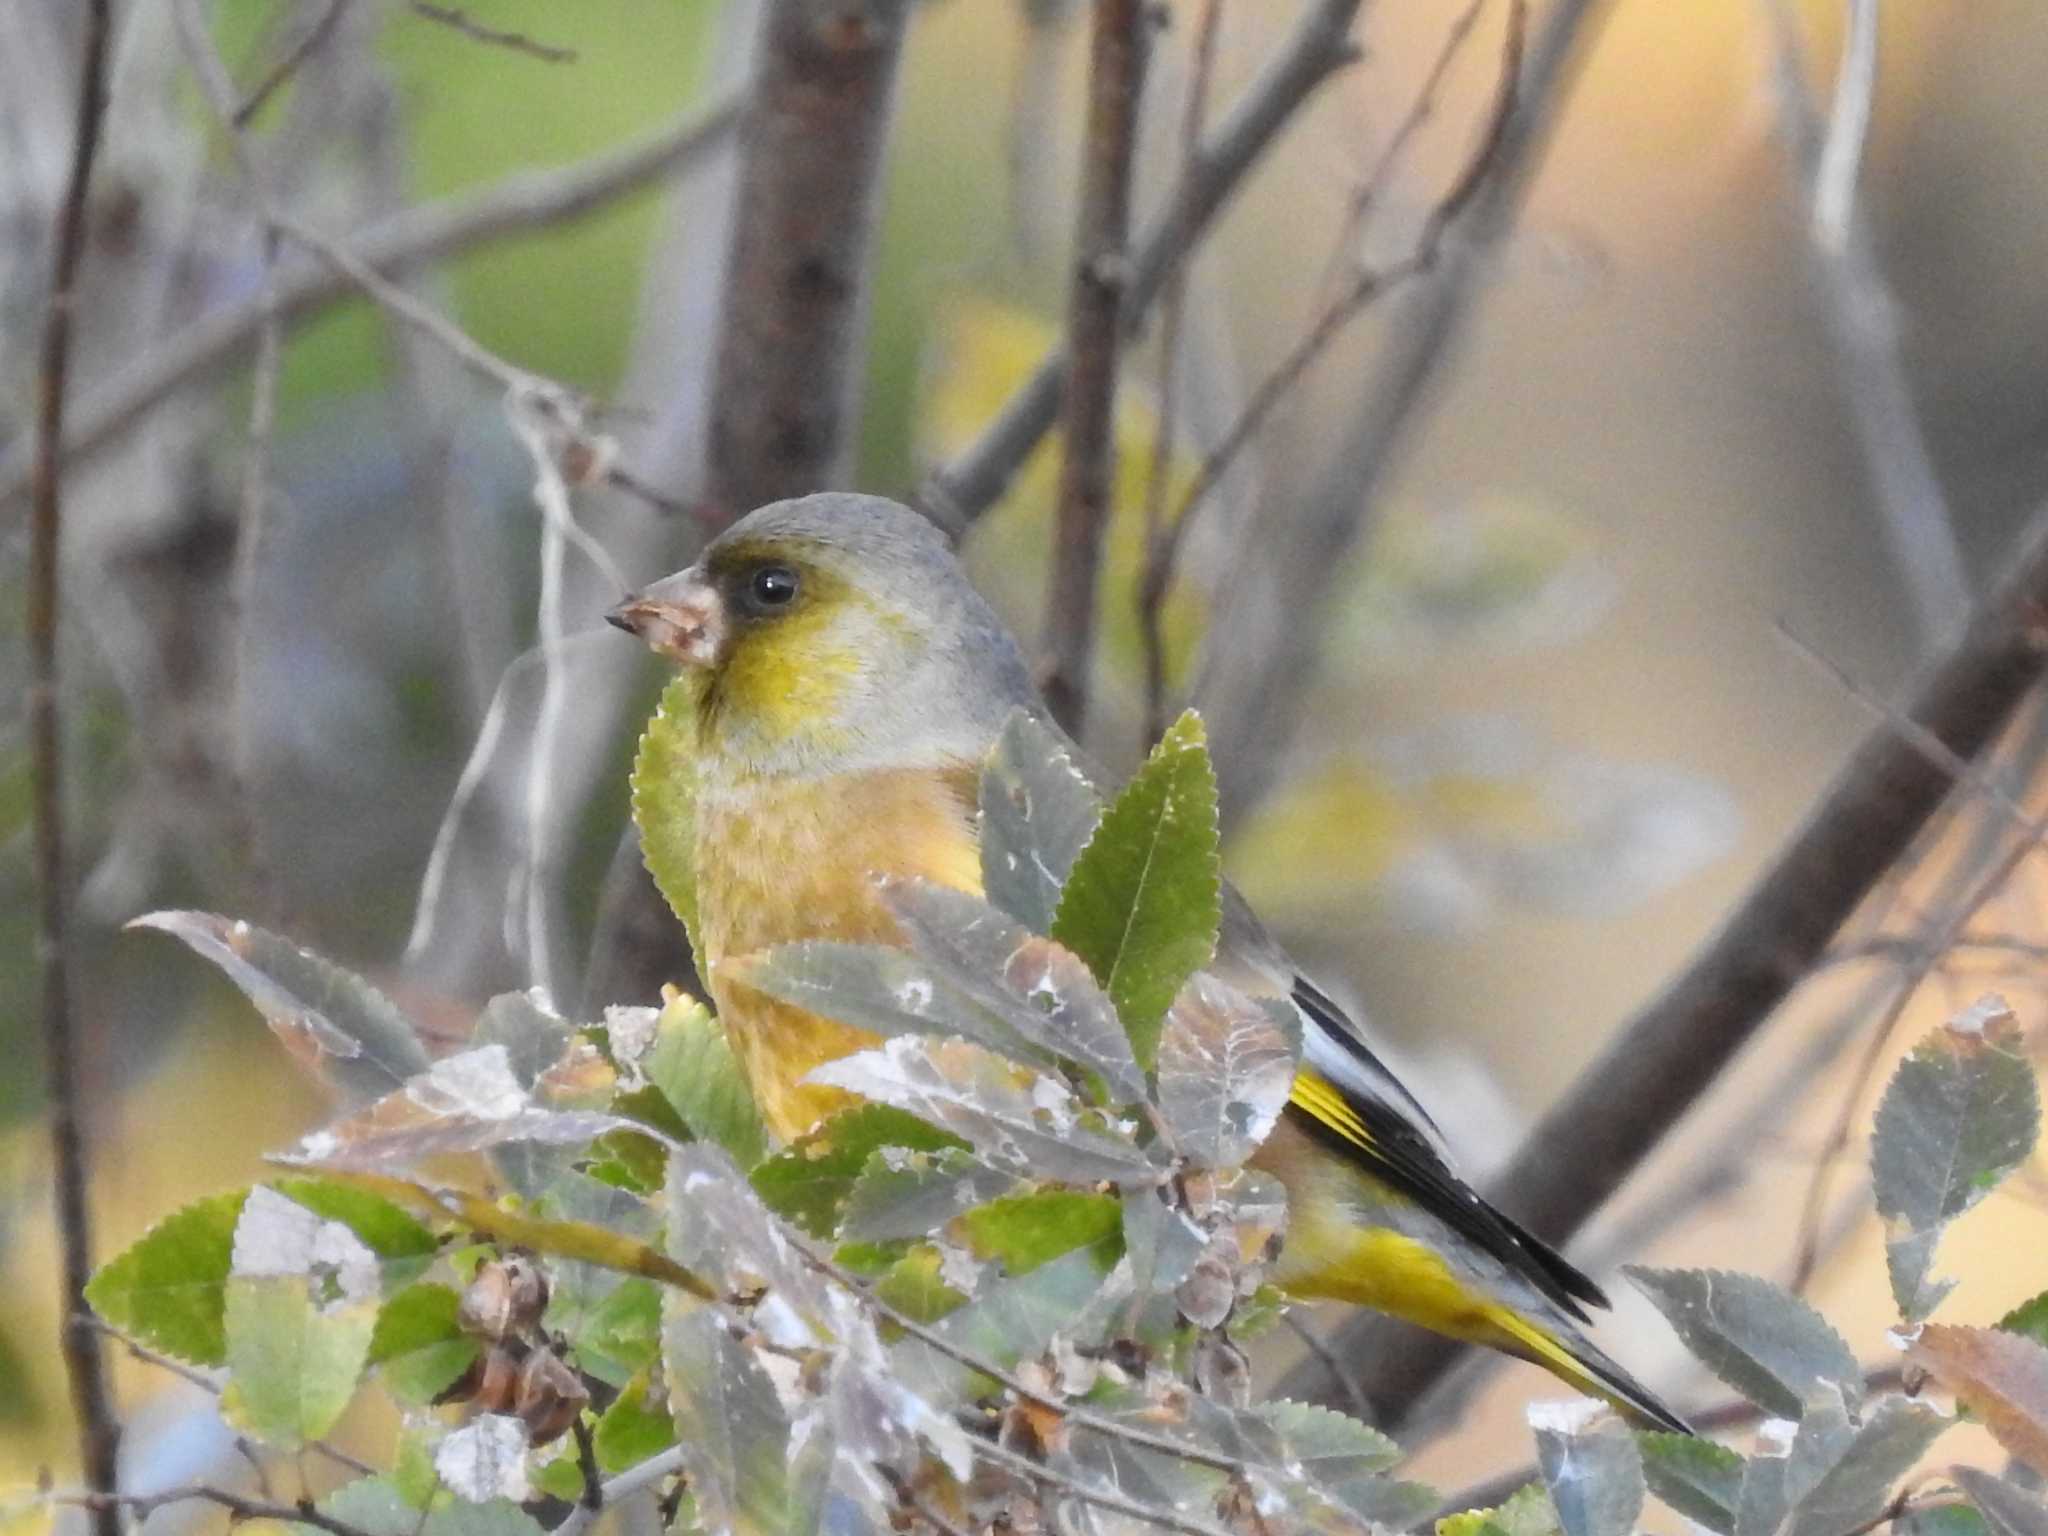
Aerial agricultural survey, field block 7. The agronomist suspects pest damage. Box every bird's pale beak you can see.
[607,573,725,668]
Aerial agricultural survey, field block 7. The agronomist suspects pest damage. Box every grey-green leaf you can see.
[1955,1469,2048,1536]
[1785,1396,1951,1536]
[1639,1431,1744,1534]
[840,1145,1017,1243]
[665,1308,795,1536]
[878,878,1146,1103]
[1626,1266,1862,1418]
[979,707,1103,933]
[1529,1404,1644,1536]
[1050,709,1222,1070]
[131,911,428,1106]
[1872,1005,2040,1322]
[1154,975,1296,1167]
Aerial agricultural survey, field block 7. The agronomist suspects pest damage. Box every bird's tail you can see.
[1480,1306,1690,1434]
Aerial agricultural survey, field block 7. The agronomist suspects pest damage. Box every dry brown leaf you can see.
[1909,1323,2048,1472]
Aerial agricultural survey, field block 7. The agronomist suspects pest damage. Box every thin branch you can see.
[552,1447,688,1536]
[1138,0,1224,747]
[52,1486,379,1536]
[1138,0,1525,736]
[1281,493,2048,1420]
[1763,0,1968,647]
[233,0,351,127]
[1041,0,1151,732]
[31,1,123,1527]
[920,0,1364,532]
[405,0,577,63]
[0,96,743,513]
[232,223,284,919]
[967,1434,1234,1536]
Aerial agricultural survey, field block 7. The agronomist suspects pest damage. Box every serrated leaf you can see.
[669,1146,834,1334]
[1873,1003,2040,1321]
[1440,1482,1563,1536]
[1639,1431,1744,1534]
[1909,1324,2048,1472]
[631,674,702,958]
[1785,1396,1951,1536]
[665,1308,793,1536]
[272,1176,437,1292]
[891,1244,1118,1402]
[566,1276,663,1387]
[1154,973,1296,1167]
[132,911,429,1105]
[369,1283,478,1404]
[1626,1266,1862,1418]
[1954,1469,2048,1536]
[955,1189,1121,1275]
[878,879,1147,1104]
[223,1274,377,1445]
[1528,1403,1644,1536]
[979,707,1103,932]
[645,992,768,1170]
[85,1188,247,1365]
[594,1369,675,1473]
[279,1044,637,1172]
[806,1035,1158,1184]
[473,989,578,1088]
[841,1145,1017,1243]
[2001,1292,2048,1351]
[1253,1399,1404,1517]
[309,1477,547,1536]
[751,1104,964,1239]
[871,1243,969,1322]
[1050,709,1222,1068]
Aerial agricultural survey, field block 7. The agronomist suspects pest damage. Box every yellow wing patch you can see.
[1289,1068,1378,1153]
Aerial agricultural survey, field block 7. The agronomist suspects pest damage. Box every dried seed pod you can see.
[458,1254,550,1340]
[515,1346,589,1446]
[1192,1331,1251,1407]
[469,1344,522,1416]
[1174,1241,1237,1331]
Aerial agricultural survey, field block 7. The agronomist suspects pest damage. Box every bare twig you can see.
[920,0,1364,531]
[232,223,284,918]
[1139,0,1526,737]
[52,1486,378,1536]
[1041,0,1151,732]
[1137,0,1224,746]
[1763,0,1968,647]
[551,1448,689,1536]
[233,0,351,126]
[31,3,123,1527]
[406,0,577,63]
[1281,495,2048,1420]
[0,96,742,512]
[968,1434,1234,1536]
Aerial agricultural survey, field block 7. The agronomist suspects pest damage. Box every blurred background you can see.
[5,0,2048,1500]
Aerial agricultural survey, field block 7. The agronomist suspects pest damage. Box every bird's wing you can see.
[1216,886,1609,1322]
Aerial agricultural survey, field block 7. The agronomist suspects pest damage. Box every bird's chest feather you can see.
[695,762,981,1140]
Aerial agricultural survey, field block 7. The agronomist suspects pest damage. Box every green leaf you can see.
[312,1477,546,1536]
[645,992,768,1170]
[665,1306,799,1536]
[2000,1291,2048,1351]
[130,911,429,1105]
[841,1145,1017,1243]
[1639,1432,1744,1534]
[1529,1404,1643,1536]
[1625,1266,1861,1418]
[222,1274,378,1446]
[979,707,1103,932]
[273,1176,438,1292]
[751,1104,964,1239]
[1440,1483,1563,1536]
[1050,709,1222,1069]
[85,1188,247,1365]
[595,1369,675,1473]
[565,1276,663,1388]
[872,1243,969,1322]
[956,1190,1121,1275]
[631,675,702,959]
[1953,1469,2048,1536]
[1872,1004,2040,1321]
[369,1283,479,1404]
[891,1244,1118,1402]
[1899,1505,1994,1536]
[1251,1400,1403,1511]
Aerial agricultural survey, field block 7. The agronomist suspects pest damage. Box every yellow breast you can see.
[695,762,983,1142]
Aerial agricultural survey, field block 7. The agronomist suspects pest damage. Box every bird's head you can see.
[610,493,1036,778]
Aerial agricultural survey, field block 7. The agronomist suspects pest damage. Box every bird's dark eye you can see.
[744,563,800,612]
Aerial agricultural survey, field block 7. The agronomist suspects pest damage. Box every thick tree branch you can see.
[31,3,123,1526]
[0,96,741,514]
[1040,0,1150,732]
[704,0,912,516]
[1283,497,2048,1420]
[920,0,1363,531]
